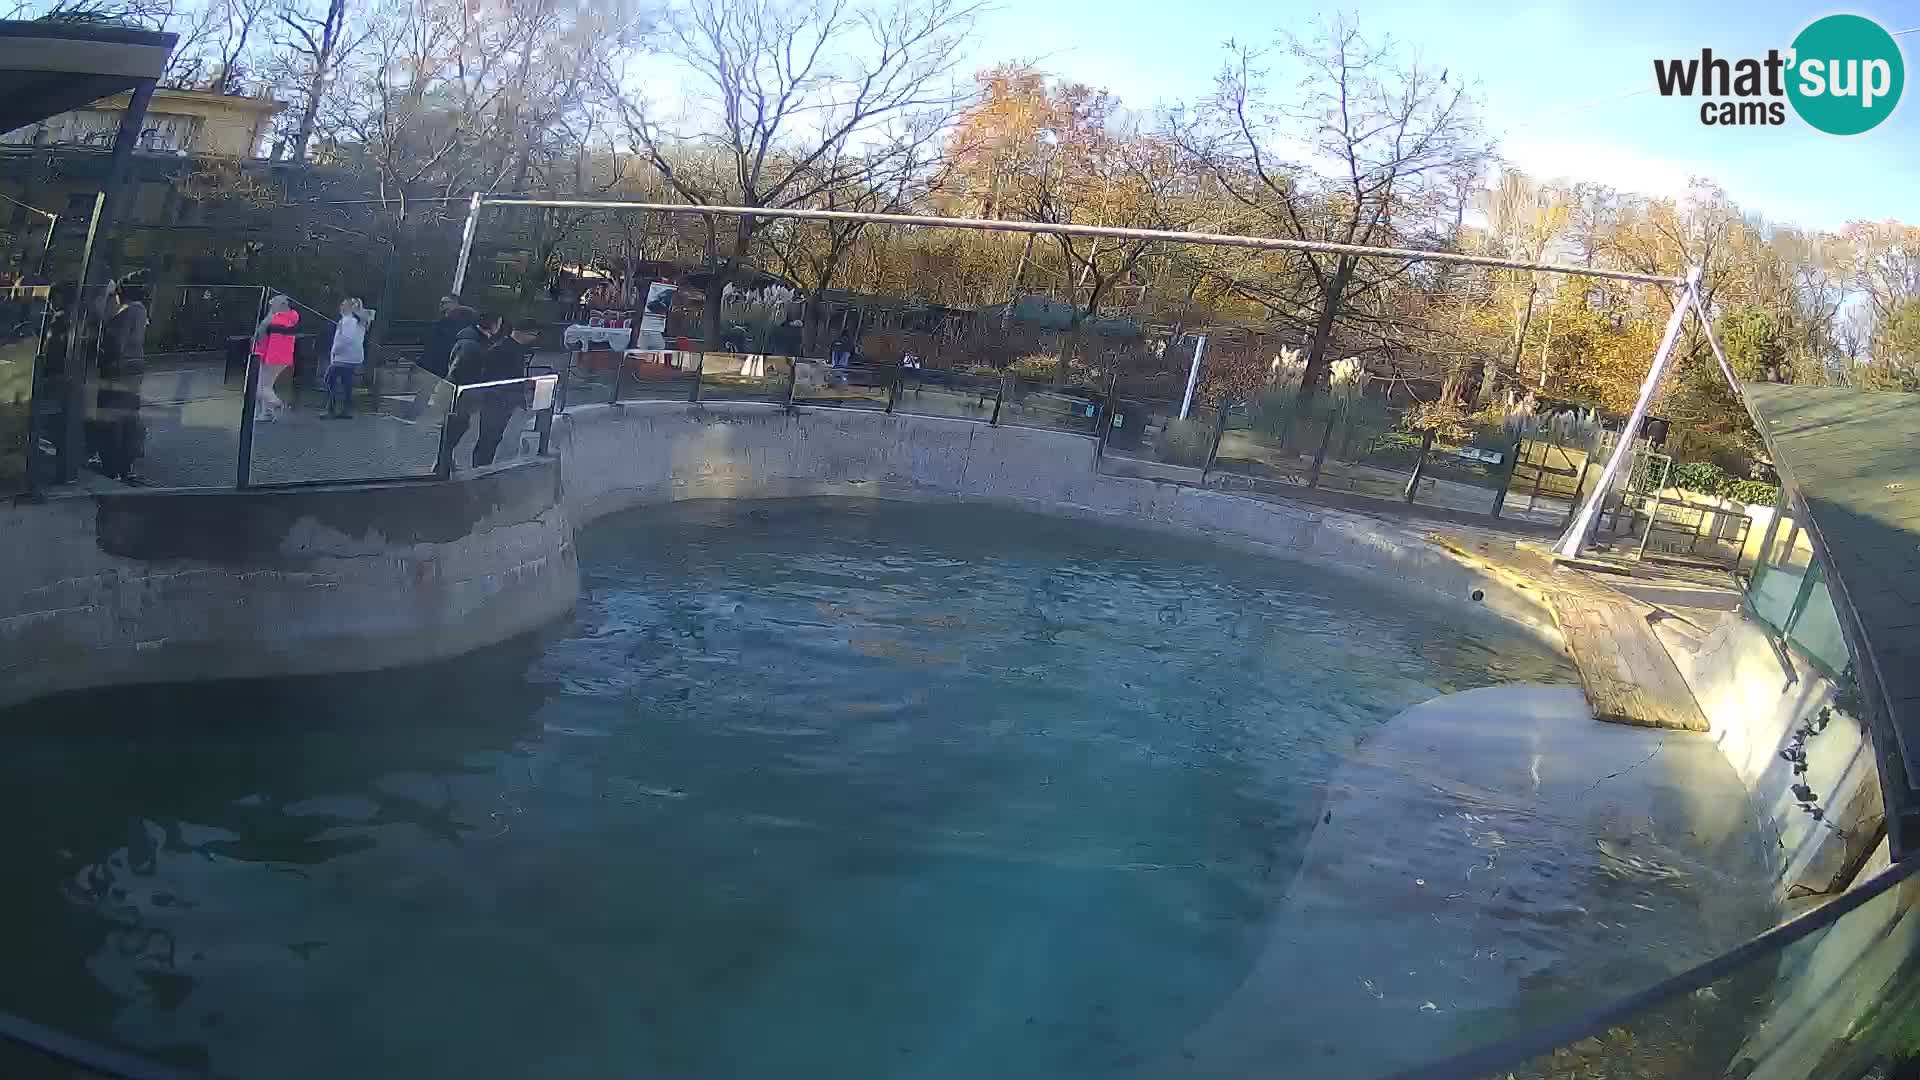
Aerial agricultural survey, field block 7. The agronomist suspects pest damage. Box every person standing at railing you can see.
[250,295,299,422]
[324,297,370,419]
[469,319,539,467]
[421,295,474,381]
[437,313,500,471]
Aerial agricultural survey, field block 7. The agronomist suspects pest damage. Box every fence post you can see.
[1562,464,1592,530]
[1488,436,1523,519]
[236,353,260,489]
[990,375,1005,426]
[784,358,799,412]
[609,351,626,404]
[689,352,704,403]
[434,389,460,479]
[1095,370,1118,462]
[1200,405,1229,483]
[1306,402,1338,489]
[1403,429,1435,503]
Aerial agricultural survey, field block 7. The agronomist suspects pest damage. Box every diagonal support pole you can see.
[1553,266,1702,560]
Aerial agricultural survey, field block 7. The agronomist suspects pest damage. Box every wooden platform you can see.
[1549,592,1711,732]
[1427,533,1714,733]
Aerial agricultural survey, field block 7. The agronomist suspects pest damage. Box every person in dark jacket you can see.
[437,314,499,471]
[468,320,538,467]
[93,276,149,483]
[421,296,475,379]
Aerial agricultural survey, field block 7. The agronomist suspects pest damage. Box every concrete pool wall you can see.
[0,457,577,710]
[0,399,1559,710]
[556,400,1562,642]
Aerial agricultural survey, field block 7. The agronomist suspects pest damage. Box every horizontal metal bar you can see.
[477,197,1686,286]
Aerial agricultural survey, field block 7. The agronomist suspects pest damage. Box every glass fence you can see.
[1388,856,1920,1080]
[3,845,1913,1079]
[1746,513,1850,678]
[436,374,559,477]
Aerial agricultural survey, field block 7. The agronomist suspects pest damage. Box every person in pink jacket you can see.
[251,295,300,420]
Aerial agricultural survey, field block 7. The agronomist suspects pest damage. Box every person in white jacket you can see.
[325,297,372,418]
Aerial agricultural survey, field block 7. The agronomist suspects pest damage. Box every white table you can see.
[562,325,634,351]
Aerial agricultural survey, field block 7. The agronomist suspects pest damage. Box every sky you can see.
[962,0,1917,232]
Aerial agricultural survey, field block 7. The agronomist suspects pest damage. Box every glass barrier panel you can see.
[999,377,1103,436]
[1207,400,1327,487]
[697,352,792,403]
[792,360,890,409]
[1416,437,1506,515]
[441,376,555,476]
[1748,518,1820,634]
[611,347,697,404]
[1784,568,1851,677]
[0,285,51,496]
[246,342,448,485]
[1099,396,1183,464]
[562,343,620,406]
[1409,862,1920,1080]
[1312,404,1421,504]
[891,366,1001,422]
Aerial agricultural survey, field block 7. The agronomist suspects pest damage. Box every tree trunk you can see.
[1058,313,1084,387]
[1480,281,1537,405]
[1295,256,1355,407]
[802,288,826,356]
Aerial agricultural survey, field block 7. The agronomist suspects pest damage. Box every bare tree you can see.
[600,0,979,346]
[1182,16,1490,405]
[268,0,372,160]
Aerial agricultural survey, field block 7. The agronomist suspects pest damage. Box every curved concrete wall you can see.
[555,400,1561,644]
[0,458,578,709]
[0,399,1562,712]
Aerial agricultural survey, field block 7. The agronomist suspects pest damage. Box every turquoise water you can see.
[0,498,1580,1078]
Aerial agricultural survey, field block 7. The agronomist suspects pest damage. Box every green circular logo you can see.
[1787,14,1905,135]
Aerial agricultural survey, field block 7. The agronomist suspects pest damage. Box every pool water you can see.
[0,498,1596,1077]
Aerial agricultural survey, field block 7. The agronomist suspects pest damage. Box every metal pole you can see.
[1404,429,1436,503]
[1553,268,1700,559]
[1095,369,1118,462]
[1489,435,1523,519]
[36,212,57,279]
[783,359,798,412]
[435,389,460,479]
[1179,334,1207,420]
[58,193,105,485]
[1200,405,1229,483]
[449,191,483,298]
[236,354,260,488]
[609,352,625,404]
[477,197,1687,287]
[990,376,1004,426]
[885,364,899,414]
[688,352,703,403]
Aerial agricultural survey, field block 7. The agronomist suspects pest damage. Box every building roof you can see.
[1742,382,1920,817]
[0,20,177,136]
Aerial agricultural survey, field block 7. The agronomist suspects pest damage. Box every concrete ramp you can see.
[1144,685,1775,1080]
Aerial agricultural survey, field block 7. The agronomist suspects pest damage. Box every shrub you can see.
[1008,353,1058,379]
[1671,460,1733,498]
[1727,479,1781,507]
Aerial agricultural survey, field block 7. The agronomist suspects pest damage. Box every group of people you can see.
[249,294,372,422]
[421,295,540,469]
